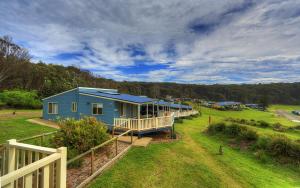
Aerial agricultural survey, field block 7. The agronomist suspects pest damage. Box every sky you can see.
[0,0,300,84]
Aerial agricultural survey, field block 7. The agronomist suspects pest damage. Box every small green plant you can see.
[225,123,241,137]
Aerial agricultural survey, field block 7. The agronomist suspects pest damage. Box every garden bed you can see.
[67,141,130,188]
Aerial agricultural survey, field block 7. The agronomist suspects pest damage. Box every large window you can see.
[92,103,103,115]
[71,102,77,112]
[48,102,58,114]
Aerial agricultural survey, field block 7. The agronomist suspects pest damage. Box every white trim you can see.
[48,102,58,114]
[42,88,77,100]
[79,93,154,105]
[91,103,103,115]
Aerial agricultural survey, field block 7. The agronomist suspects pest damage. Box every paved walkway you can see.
[132,137,152,147]
[27,118,60,129]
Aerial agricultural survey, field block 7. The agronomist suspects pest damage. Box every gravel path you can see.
[276,110,300,122]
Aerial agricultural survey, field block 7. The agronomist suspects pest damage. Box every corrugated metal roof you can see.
[78,87,155,104]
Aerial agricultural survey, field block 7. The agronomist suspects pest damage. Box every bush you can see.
[207,122,226,134]
[53,117,110,153]
[258,121,270,128]
[0,90,42,109]
[67,149,83,168]
[272,123,285,132]
[239,128,258,141]
[268,136,300,162]
[255,136,271,150]
[175,118,183,124]
[225,123,241,137]
[254,150,268,163]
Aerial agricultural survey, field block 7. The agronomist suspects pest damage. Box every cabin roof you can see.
[216,101,241,106]
[155,100,192,109]
[78,87,155,104]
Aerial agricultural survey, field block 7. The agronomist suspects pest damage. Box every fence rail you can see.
[0,139,67,188]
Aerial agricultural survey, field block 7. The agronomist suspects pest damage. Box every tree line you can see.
[1,36,299,105]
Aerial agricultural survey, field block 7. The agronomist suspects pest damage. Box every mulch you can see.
[67,141,130,188]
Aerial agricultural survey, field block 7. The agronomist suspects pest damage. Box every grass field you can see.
[0,109,55,143]
[89,105,300,188]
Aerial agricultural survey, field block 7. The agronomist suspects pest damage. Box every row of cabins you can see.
[42,87,198,135]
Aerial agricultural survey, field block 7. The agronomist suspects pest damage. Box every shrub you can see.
[175,118,183,124]
[225,123,241,137]
[258,121,270,128]
[53,117,110,153]
[267,135,292,158]
[255,136,271,150]
[272,123,285,132]
[0,90,42,109]
[254,150,268,163]
[239,128,258,141]
[67,149,83,168]
[207,122,226,134]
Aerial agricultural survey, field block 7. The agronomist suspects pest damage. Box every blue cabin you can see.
[42,87,197,133]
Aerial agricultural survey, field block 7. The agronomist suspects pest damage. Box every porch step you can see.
[132,137,152,147]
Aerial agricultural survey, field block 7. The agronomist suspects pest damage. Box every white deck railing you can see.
[114,113,174,131]
[0,139,67,188]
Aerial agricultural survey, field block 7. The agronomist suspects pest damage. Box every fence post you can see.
[56,147,67,188]
[131,131,133,144]
[7,139,16,173]
[91,149,94,175]
[41,133,45,146]
[115,138,118,156]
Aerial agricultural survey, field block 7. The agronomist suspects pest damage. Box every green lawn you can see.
[89,106,300,188]
[0,109,55,144]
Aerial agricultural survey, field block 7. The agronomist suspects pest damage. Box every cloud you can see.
[0,0,299,84]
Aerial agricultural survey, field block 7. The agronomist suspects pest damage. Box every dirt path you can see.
[276,110,300,122]
[182,129,244,188]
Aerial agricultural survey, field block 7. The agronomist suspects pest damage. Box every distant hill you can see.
[1,36,299,105]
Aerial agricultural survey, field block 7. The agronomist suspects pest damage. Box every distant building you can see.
[213,101,242,110]
[292,110,300,116]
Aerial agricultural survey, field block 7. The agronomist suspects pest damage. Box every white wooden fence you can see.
[0,139,67,188]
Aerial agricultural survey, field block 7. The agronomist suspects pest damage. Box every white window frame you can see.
[92,103,103,115]
[71,102,77,112]
[48,102,58,114]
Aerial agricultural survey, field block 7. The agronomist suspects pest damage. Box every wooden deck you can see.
[114,110,198,132]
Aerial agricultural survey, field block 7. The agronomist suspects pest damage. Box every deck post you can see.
[152,102,154,117]
[138,104,141,131]
[146,103,148,118]
[56,147,67,188]
[7,139,16,173]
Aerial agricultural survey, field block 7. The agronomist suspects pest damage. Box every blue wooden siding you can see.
[43,89,122,128]
[77,94,117,126]
[43,89,79,120]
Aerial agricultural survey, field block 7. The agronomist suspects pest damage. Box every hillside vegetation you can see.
[89,106,300,188]
[1,36,300,104]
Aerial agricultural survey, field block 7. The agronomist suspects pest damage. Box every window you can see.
[119,103,126,116]
[48,103,58,114]
[92,103,103,115]
[71,102,77,112]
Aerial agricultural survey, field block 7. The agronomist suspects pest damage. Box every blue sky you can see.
[0,0,300,84]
